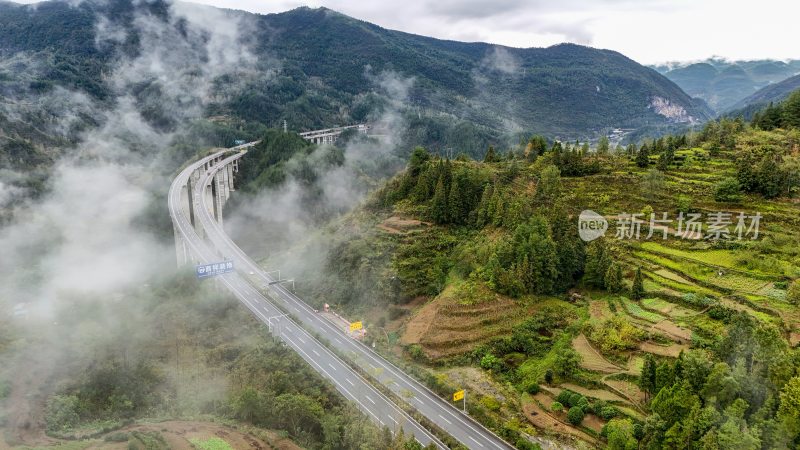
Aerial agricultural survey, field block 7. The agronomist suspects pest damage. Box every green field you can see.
[189,438,234,450]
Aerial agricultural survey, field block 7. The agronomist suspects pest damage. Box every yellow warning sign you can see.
[349,321,363,332]
[453,390,464,402]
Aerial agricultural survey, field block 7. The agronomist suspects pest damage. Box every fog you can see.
[223,69,415,280]
[0,0,261,442]
[0,0,422,441]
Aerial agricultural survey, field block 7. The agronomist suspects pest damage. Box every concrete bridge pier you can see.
[173,149,245,267]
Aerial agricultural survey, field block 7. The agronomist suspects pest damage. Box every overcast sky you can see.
[171,0,798,65]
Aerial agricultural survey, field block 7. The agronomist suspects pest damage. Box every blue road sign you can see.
[196,260,234,279]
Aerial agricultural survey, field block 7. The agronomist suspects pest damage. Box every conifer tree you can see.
[597,136,610,154]
[639,354,657,400]
[605,262,623,293]
[484,146,497,163]
[584,239,611,288]
[636,143,650,168]
[447,175,465,224]
[430,175,448,224]
[476,183,493,226]
[632,267,645,299]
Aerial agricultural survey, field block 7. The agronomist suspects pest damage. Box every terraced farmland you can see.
[621,298,665,323]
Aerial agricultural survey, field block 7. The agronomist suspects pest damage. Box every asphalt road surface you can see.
[172,144,516,449]
[169,147,446,448]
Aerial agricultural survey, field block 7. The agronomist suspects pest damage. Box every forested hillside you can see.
[0,0,710,172]
[246,98,800,449]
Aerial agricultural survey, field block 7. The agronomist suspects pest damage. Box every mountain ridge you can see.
[653,57,800,113]
[0,0,709,159]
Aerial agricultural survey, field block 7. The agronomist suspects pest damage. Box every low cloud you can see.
[0,3,259,421]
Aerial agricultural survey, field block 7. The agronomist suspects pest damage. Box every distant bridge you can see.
[298,124,369,144]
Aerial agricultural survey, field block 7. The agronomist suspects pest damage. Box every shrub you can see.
[551,401,564,412]
[526,382,540,395]
[557,390,573,405]
[714,177,742,202]
[568,393,583,407]
[567,406,585,425]
[480,353,504,372]
[553,347,582,377]
[480,396,501,411]
[788,280,800,305]
[676,195,693,214]
[708,305,733,321]
[407,344,426,361]
[600,405,619,420]
[45,395,81,433]
[544,369,554,385]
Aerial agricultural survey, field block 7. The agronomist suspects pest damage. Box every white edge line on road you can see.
[173,148,449,450]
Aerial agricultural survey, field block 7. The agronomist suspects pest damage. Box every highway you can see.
[168,146,446,449]
[173,143,517,449]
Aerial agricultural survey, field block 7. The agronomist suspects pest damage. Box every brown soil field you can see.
[651,320,692,343]
[402,285,541,359]
[572,334,623,373]
[603,379,646,405]
[377,216,426,234]
[589,300,612,321]
[583,414,605,433]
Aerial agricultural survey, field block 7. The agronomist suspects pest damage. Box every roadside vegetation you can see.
[0,271,426,450]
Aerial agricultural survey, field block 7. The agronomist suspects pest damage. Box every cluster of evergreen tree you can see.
[550,141,602,176]
[485,212,585,297]
[379,147,588,298]
[699,117,746,156]
[629,134,689,169]
[735,143,798,199]
[751,89,800,131]
[401,149,489,225]
[634,314,800,450]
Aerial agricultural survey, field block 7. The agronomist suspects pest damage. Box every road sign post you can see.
[453,389,466,412]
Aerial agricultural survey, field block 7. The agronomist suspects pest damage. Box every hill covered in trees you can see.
[243,100,800,448]
[0,0,710,168]
[728,75,800,119]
